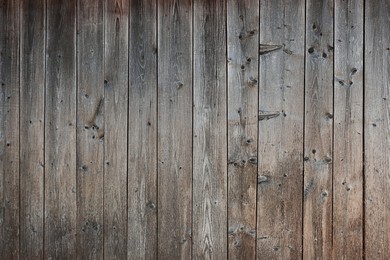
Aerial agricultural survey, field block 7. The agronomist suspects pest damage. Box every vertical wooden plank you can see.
[365,1,390,259]
[19,0,44,258]
[157,0,192,259]
[128,0,157,259]
[333,0,363,258]
[227,0,258,258]
[45,0,77,258]
[77,0,104,258]
[0,0,19,258]
[303,0,334,259]
[103,0,128,258]
[193,0,227,259]
[257,0,305,258]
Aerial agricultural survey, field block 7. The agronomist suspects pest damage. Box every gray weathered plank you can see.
[364,1,390,259]
[157,0,193,259]
[227,0,259,258]
[128,0,157,259]
[303,0,334,258]
[193,0,227,259]
[45,0,77,258]
[257,0,305,258]
[77,0,104,258]
[103,0,128,258]
[0,0,19,258]
[333,0,363,258]
[20,0,45,258]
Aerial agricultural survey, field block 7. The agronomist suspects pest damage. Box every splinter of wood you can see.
[259,44,283,55]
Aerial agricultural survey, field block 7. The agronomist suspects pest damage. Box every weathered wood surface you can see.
[227,0,259,258]
[193,0,227,259]
[365,0,390,259]
[333,0,364,258]
[1,0,390,258]
[257,0,305,259]
[128,0,157,259]
[303,0,334,259]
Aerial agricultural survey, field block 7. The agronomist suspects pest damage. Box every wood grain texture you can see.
[45,0,77,258]
[257,0,305,259]
[103,0,128,258]
[19,0,45,258]
[227,0,259,258]
[0,0,19,258]
[157,0,193,259]
[333,0,363,258]
[128,0,157,259]
[76,0,104,259]
[303,0,334,259]
[364,0,390,259]
[193,0,227,259]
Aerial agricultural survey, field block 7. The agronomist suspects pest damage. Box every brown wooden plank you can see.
[227,0,259,258]
[0,0,19,258]
[77,0,104,258]
[45,0,77,258]
[193,0,227,258]
[303,0,334,258]
[364,1,390,258]
[103,0,128,258]
[157,0,193,259]
[257,0,305,258]
[333,0,364,258]
[128,0,157,259]
[19,0,45,258]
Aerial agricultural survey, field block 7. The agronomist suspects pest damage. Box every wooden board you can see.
[303,0,334,258]
[227,0,259,258]
[257,0,305,258]
[76,0,104,259]
[19,0,45,258]
[157,0,193,259]
[364,1,390,258]
[103,0,128,258]
[0,0,19,258]
[127,0,157,259]
[333,0,363,258]
[45,0,77,258]
[193,0,227,258]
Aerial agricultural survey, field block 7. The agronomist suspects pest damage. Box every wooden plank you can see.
[76,0,104,258]
[257,0,305,258]
[227,0,259,258]
[128,0,157,259]
[193,0,227,259]
[303,0,334,258]
[45,0,77,258]
[19,0,45,258]
[333,0,363,258]
[0,0,19,258]
[157,0,192,259]
[364,1,390,258]
[103,0,128,258]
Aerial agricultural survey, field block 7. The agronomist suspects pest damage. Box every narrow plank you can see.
[303,0,334,258]
[157,0,193,258]
[0,0,19,258]
[77,0,104,258]
[103,0,128,258]
[227,0,259,258]
[333,0,363,258]
[19,0,45,258]
[45,0,77,258]
[364,0,390,258]
[257,0,305,258]
[193,0,227,258]
[128,0,157,259]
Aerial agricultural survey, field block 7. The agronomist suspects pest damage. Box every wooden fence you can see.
[0,0,389,259]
